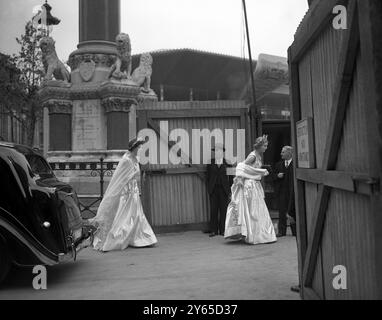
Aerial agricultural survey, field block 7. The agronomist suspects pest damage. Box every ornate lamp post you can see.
[32,0,61,37]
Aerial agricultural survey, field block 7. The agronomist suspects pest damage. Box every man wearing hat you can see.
[206,142,232,237]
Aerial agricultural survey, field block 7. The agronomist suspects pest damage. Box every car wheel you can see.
[0,235,11,284]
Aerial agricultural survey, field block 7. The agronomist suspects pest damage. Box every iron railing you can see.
[49,158,118,217]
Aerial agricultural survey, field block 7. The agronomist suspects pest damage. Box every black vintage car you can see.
[0,142,95,283]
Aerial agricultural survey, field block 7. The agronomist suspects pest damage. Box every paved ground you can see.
[0,231,300,300]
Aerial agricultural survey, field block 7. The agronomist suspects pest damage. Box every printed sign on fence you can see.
[296,117,315,168]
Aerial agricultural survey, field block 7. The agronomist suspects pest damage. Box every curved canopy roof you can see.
[132,49,289,102]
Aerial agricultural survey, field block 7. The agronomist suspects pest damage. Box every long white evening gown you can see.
[91,151,157,252]
[224,152,277,244]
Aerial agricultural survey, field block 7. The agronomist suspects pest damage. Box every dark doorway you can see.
[262,120,291,210]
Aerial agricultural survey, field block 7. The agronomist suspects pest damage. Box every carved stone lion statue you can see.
[40,37,70,82]
[109,33,132,80]
[132,53,153,93]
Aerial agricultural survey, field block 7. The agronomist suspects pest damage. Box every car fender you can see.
[0,207,58,266]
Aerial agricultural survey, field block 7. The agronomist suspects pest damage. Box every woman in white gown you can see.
[224,135,277,245]
[91,137,157,252]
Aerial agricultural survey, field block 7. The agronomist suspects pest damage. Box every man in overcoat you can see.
[272,146,296,237]
[206,143,232,237]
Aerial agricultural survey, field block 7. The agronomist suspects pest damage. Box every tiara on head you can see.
[254,135,268,149]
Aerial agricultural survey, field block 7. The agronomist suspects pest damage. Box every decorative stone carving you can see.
[132,53,153,93]
[68,53,117,70]
[136,91,159,104]
[39,83,72,102]
[99,81,140,100]
[39,81,142,103]
[79,58,96,82]
[108,33,132,80]
[69,84,101,100]
[68,55,81,70]
[40,36,71,82]
[102,97,135,113]
[44,100,73,115]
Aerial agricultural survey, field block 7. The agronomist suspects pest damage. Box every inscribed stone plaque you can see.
[72,100,107,151]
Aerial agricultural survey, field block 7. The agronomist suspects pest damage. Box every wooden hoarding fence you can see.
[289,0,382,299]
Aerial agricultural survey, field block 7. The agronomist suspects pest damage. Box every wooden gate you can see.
[289,0,382,299]
[137,101,249,233]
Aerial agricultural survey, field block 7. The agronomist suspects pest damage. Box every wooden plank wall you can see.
[356,0,382,299]
[322,52,376,299]
[147,115,242,227]
[139,101,247,229]
[290,0,382,299]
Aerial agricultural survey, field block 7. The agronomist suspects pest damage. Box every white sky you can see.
[0,0,308,61]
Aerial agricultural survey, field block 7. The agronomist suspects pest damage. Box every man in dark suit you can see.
[206,143,232,237]
[272,146,296,237]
